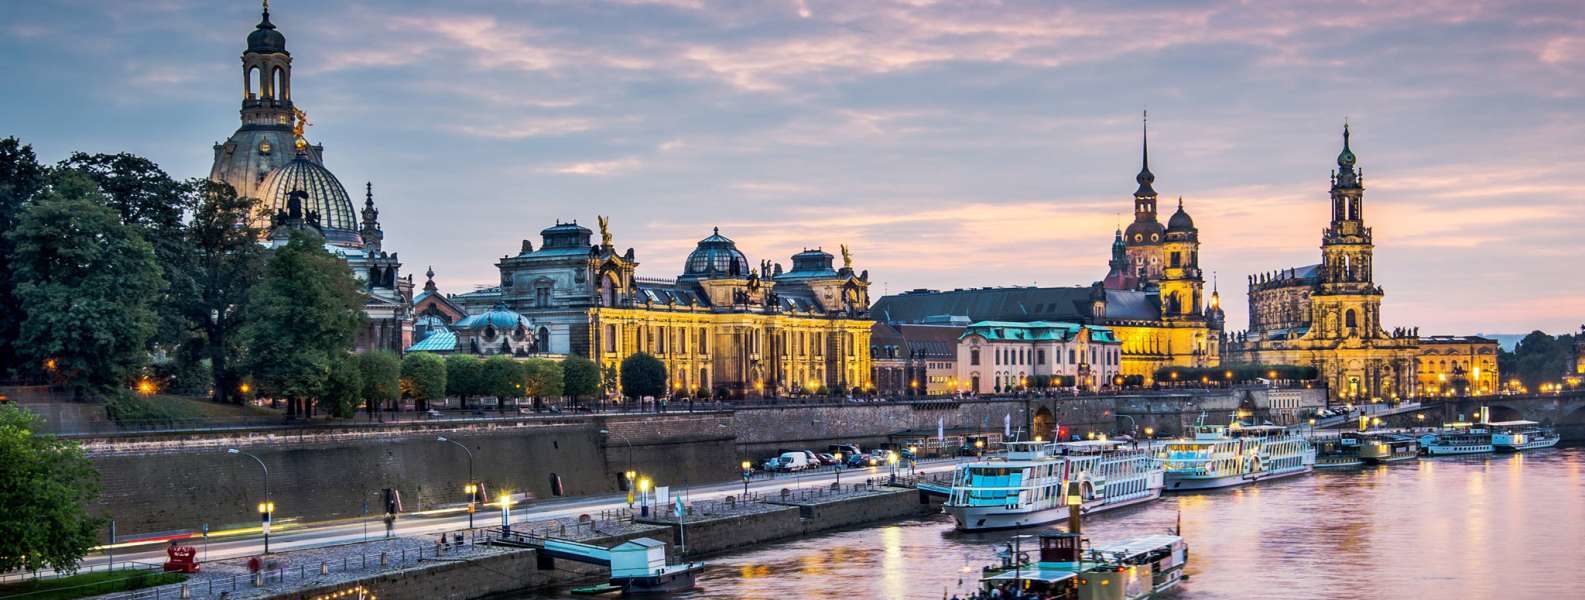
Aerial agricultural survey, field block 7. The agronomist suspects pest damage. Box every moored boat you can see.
[1416,422,1493,456]
[1156,418,1315,491]
[1313,435,1364,469]
[943,440,1164,531]
[1355,433,1420,464]
[1488,420,1560,452]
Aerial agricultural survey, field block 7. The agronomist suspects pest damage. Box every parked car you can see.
[814,453,837,466]
[828,444,862,458]
[761,457,781,471]
[775,451,813,472]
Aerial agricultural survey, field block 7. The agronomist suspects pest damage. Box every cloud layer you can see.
[3,0,1582,334]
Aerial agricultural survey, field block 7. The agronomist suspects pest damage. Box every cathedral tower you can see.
[1159,197,1203,321]
[1313,123,1384,339]
[210,1,324,204]
[1123,113,1166,283]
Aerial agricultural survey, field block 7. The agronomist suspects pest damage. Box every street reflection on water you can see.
[522,448,1584,599]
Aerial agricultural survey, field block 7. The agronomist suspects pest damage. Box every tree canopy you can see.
[0,405,103,573]
[9,171,163,399]
[0,137,48,379]
[444,354,484,407]
[523,359,564,399]
[619,352,667,399]
[357,351,402,415]
[401,352,447,411]
[181,180,266,403]
[561,356,601,401]
[322,357,364,418]
[479,356,523,401]
[1499,330,1579,391]
[240,230,364,416]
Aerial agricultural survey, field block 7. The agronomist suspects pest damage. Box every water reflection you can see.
[521,448,1585,599]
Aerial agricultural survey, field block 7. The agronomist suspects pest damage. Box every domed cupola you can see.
[453,303,532,336]
[776,248,839,280]
[247,5,288,55]
[256,149,360,245]
[539,221,593,251]
[1167,197,1196,232]
[683,227,750,278]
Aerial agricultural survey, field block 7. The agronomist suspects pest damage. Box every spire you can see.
[359,181,383,251]
[1335,119,1360,188]
[260,0,273,28]
[423,266,437,293]
[1135,110,1156,197]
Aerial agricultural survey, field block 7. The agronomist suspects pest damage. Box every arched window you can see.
[536,326,550,353]
[1345,309,1358,328]
[247,66,261,99]
[273,66,287,101]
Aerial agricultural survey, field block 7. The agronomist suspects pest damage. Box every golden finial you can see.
[840,244,853,269]
[291,106,310,151]
[597,215,612,247]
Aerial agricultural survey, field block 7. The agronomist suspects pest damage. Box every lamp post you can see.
[227,448,272,554]
[437,437,476,529]
[638,477,652,517]
[832,453,844,487]
[499,493,513,534]
[740,460,752,497]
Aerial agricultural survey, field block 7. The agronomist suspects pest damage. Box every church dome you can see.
[247,10,287,54]
[454,304,532,334]
[1124,220,1165,245]
[256,151,360,245]
[683,227,749,278]
[1167,198,1195,232]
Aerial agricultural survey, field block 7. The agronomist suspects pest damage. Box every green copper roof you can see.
[960,320,1117,343]
[406,328,456,352]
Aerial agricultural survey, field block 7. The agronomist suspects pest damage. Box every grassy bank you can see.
[0,570,186,600]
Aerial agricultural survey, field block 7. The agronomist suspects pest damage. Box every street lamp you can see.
[740,460,753,497]
[437,436,476,529]
[227,448,272,554]
[832,453,844,487]
[638,477,653,517]
[498,492,513,533]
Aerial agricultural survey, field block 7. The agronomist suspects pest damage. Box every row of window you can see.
[968,345,1121,367]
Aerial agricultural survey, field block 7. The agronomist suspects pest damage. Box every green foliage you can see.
[241,230,365,404]
[444,354,484,405]
[180,180,266,404]
[103,392,202,426]
[619,352,667,399]
[0,137,48,379]
[401,352,447,410]
[0,569,186,600]
[1499,330,1578,391]
[479,356,523,400]
[522,359,564,398]
[10,171,163,399]
[57,152,193,352]
[0,405,104,573]
[561,356,601,400]
[322,357,363,418]
[357,351,402,413]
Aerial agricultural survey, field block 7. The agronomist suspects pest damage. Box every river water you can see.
[523,448,1585,599]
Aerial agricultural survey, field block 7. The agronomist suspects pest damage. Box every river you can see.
[522,448,1585,599]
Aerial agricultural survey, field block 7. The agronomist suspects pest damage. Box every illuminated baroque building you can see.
[1416,336,1500,396]
[1227,125,1420,401]
[871,119,1223,383]
[437,219,873,397]
[208,3,413,352]
[956,322,1122,394]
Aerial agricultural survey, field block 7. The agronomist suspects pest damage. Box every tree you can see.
[620,353,667,399]
[522,359,563,410]
[10,171,163,399]
[57,153,193,351]
[1500,331,1577,391]
[0,137,47,379]
[322,357,363,418]
[180,180,266,403]
[357,351,401,416]
[0,405,103,573]
[444,354,483,409]
[241,230,364,417]
[401,352,447,412]
[479,356,523,407]
[562,356,601,404]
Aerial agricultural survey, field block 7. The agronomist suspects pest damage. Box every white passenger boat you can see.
[1416,422,1493,456]
[1156,419,1315,491]
[978,532,1188,600]
[1488,420,1560,452]
[943,441,1164,531]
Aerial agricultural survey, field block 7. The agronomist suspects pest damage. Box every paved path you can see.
[75,458,964,574]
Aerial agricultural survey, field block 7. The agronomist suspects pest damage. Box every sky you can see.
[3,0,1583,335]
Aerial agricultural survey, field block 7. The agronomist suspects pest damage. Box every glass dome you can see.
[683,227,749,278]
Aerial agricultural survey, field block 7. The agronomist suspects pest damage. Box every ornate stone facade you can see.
[1416,336,1500,396]
[1227,125,1420,402]
[443,220,873,397]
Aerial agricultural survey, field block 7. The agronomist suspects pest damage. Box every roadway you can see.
[77,458,965,571]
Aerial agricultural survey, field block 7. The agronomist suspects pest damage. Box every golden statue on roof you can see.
[840,244,853,269]
[597,215,612,247]
[291,106,310,150]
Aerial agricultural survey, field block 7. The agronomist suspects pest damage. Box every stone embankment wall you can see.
[640,486,942,558]
[730,398,1116,456]
[85,414,735,537]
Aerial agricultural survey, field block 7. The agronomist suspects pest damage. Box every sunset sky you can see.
[3,0,1582,335]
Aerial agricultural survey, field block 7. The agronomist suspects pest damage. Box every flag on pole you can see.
[674,495,685,518]
[937,417,945,443]
[1004,413,1012,438]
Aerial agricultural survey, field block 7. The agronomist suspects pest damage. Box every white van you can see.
[776,451,811,472]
